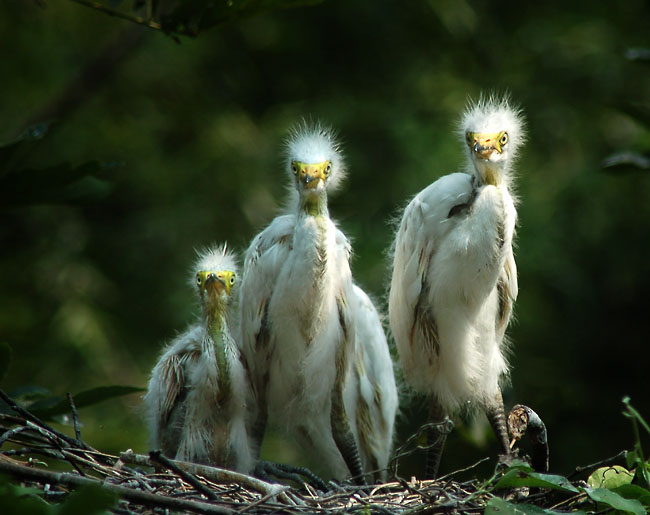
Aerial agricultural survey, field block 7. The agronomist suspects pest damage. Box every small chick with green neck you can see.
[144,245,254,473]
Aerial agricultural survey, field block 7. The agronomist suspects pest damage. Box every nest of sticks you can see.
[0,388,621,514]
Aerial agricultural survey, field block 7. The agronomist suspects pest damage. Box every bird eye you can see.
[324,162,332,176]
[196,275,202,285]
[465,132,473,146]
[229,275,235,285]
[500,132,509,146]
[291,163,298,175]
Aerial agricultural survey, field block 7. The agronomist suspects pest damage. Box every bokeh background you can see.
[1,0,649,479]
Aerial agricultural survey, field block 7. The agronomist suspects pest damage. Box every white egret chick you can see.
[389,95,525,477]
[144,245,254,473]
[240,122,397,483]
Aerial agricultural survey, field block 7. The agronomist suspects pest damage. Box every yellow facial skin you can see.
[465,131,509,160]
[196,270,236,297]
[291,160,332,189]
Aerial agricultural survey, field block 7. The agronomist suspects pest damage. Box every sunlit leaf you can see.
[587,465,634,489]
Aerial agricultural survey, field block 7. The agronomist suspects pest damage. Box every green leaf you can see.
[623,397,650,436]
[0,161,115,207]
[588,465,635,489]
[8,385,52,403]
[0,123,53,178]
[57,484,116,515]
[585,487,646,515]
[0,342,12,381]
[485,497,586,515]
[494,468,580,493]
[614,484,650,506]
[159,0,324,36]
[30,386,145,420]
[0,477,54,515]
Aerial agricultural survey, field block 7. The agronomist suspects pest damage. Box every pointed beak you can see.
[205,272,226,294]
[472,136,497,160]
[300,165,324,189]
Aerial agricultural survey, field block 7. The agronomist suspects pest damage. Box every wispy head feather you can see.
[189,243,238,288]
[284,119,346,193]
[459,93,526,161]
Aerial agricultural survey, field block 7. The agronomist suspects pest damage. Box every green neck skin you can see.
[206,307,231,403]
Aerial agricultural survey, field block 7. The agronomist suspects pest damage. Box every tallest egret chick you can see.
[389,96,525,477]
[240,122,397,483]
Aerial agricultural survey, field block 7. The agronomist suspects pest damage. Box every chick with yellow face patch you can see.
[291,160,333,191]
[144,244,255,473]
[239,122,398,484]
[390,95,526,478]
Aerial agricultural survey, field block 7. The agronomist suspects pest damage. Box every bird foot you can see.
[495,449,519,470]
[254,460,328,491]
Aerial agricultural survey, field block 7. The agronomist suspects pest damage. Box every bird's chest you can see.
[433,185,515,303]
[272,216,334,324]
[267,217,343,404]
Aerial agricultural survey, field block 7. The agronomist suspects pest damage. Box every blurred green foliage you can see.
[1,0,649,479]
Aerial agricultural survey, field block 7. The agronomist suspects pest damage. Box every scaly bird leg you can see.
[331,385,366,485]
[425,398,451,479]
[485,389,511,459]
[254,460,328,491]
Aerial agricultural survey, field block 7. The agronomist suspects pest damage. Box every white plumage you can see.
[144,245,254,473]
[239,122,397,483]
[389,96,525,477]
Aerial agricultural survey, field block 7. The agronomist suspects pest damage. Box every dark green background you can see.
[1,0,649,479]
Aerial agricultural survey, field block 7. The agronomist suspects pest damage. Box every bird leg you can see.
[425,398,452,479]
[331,385,366,484]
[484,389,511,460]
[254,460,328,491]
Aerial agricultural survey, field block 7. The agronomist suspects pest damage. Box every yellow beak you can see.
[293,161,331,189]
[199,270,235,296]
[467,132,504,160]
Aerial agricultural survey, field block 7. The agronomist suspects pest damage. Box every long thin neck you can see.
[205,308,231,401]
[301,191,329,218]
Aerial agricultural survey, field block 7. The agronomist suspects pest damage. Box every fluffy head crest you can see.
[459,93,526,158]
[190,243,238,287]
[284,120,346,193]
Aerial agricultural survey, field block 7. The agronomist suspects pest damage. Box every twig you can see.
[119,450,294,505]
[66,392,83,442]
[149,450,219,501]
[437,456,491,481]
[0,388,93,451]
[236,484,291,514]
[69,0,162,32]
[0,454,234,515]
[567,450,628,479]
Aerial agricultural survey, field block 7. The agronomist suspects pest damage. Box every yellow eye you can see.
[196,275,202,285]
[324,162,332,176]
[465,132,473,146]
[229,275,236,285]
[500,132,509,146]
[291,163,298,175]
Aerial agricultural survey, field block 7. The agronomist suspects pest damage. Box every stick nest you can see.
[0,391,618,514]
